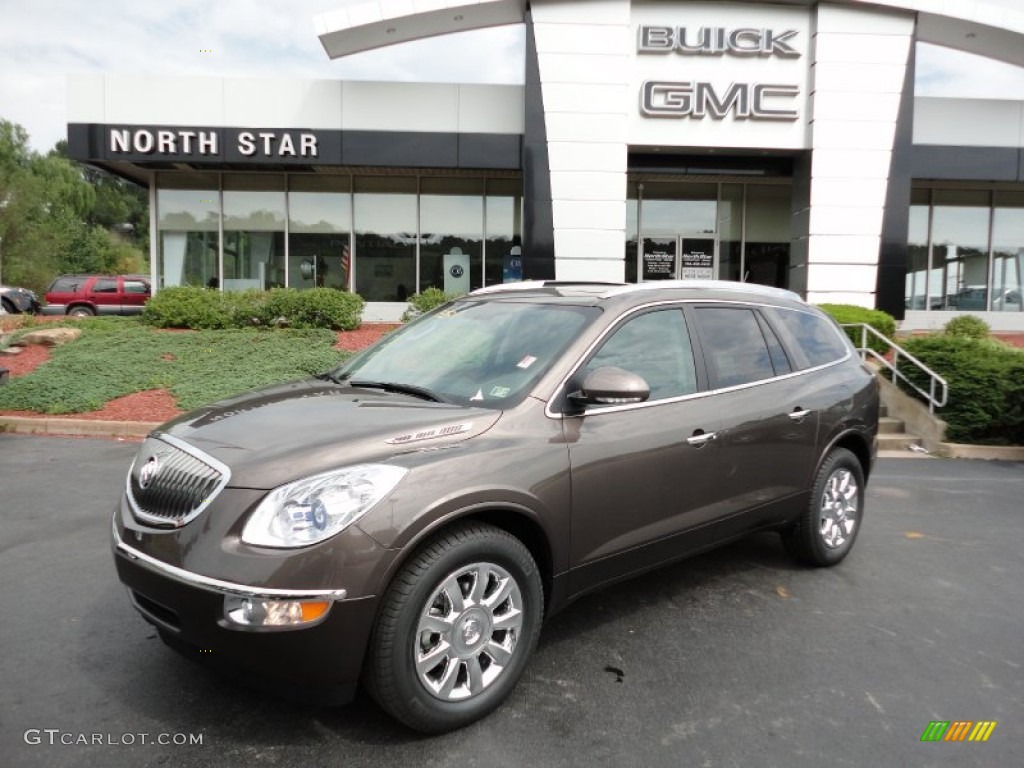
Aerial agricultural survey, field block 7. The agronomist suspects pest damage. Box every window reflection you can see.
[156,173,219,289]
[420,178,483,294]
[992,192,1024,313]
[931,190,990,311]
[289,176,351,291]
[223,174,285,291]
[354,178,417,302]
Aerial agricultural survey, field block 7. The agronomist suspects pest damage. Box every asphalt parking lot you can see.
[1,434,1020,767]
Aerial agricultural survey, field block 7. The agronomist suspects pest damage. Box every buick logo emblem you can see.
[139,455,160,489]
[450,265,464,278]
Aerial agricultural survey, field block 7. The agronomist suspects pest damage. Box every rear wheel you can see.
[68,306,95,317]
[0,298,14,314]
[782,447,864,567]
[365,522,543,733]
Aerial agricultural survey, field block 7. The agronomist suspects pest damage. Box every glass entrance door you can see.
[641,234,717,281]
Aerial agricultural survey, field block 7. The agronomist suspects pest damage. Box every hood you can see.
[158,378,501,489]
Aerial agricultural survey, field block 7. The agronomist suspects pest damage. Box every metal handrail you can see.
[841,323,949,413]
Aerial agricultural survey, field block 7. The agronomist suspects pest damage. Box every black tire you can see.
[782,447,865,567]
[1,298,14,314]
[68,306,95,317]
[365,522,543,733]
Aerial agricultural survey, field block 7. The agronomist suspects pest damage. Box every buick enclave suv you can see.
[112,280,878,732]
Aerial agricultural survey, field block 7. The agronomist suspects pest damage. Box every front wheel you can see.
[365,522,543,733]
[782,447,865,567]
[68,306,95,317]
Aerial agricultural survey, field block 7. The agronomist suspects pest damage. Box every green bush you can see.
[900,335,1024,445]
[943,314,990,340]
[142,286,364,330]
[403,287,456,322]
[818,304,897,356]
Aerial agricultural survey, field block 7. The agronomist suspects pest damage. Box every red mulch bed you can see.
[1,324,398,423]
[1,344,51,376]
[334,323,400,351]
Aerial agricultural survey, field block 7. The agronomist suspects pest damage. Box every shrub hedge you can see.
[402,287,456,322]
[943,314,991,340]
[142,287,364,330]
[900,335,1024,445]
[817,304,897,356]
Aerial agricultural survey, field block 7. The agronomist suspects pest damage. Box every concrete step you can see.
[878,416,904,434]
[878,432,926,452]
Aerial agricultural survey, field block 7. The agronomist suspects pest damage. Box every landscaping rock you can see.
[18,328,82,347]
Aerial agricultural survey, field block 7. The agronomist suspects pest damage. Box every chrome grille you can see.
[126,435,230,528]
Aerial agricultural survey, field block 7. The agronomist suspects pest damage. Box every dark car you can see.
[112,280,878,733]
[42,274,151,316]
[1,284,40,314]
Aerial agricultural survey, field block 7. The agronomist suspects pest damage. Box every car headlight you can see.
[241,464,407,548]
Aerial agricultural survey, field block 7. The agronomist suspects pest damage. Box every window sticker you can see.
[517,355,537,369]
[470,389,484,402]
[489,386,512,398]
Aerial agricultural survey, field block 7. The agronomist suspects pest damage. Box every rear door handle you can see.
[788,408,812,422]
[686,430,717,447]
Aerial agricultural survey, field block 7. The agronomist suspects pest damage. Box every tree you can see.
[0,119,147,295]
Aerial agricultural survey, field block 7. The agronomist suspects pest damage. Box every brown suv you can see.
[43,274,151,316]
[112,281,878,732]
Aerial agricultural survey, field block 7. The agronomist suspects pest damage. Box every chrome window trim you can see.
[544,298,851,420]
[125,432,233,528]
[112,521,348,601]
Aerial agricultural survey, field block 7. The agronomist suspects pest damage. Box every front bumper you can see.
[113,526,379,705]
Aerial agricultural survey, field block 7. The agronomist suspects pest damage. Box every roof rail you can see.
[468,280,624,296]
[601,280,803,302]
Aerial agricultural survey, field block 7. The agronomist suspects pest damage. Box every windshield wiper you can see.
[349,380,450,403]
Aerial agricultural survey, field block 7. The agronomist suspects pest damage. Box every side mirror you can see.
[569,366,650,406]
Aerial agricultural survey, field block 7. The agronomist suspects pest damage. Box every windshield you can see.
[333,300,599,408]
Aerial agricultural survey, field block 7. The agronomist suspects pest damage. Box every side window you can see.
[50,277,79,293]
[756,311,792,375]
[768,308,850,369]
[583,309,698,400]
[124,280,149,294]
[693,307,776,388]
[92,278,118,293]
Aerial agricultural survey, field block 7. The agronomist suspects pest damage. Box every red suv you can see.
[43,274,151,316]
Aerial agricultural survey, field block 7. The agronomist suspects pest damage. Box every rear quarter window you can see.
[768,308,850,369]
[48,277,81,293]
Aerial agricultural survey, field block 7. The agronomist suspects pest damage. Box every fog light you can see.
[224,597,330,628]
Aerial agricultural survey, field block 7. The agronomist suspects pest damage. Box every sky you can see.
[1,0,1024,153]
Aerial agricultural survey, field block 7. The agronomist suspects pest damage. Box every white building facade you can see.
[67,0,1024,328]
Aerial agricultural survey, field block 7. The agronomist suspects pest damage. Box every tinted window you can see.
[768,308,849,369]
[49,277,81,293]
[584,309,697,400]
[92,279,118,293]
[124,280,149,294]
[756,312,792,375]
[693,307,775,388]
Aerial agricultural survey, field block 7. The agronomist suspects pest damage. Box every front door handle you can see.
[686,430,717,447]
[788,408,812,422]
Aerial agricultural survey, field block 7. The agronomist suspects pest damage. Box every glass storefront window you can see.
[717,184,744,282]
[156,172,219,289]
[485,179,523,286]
[992,191,1024,313]
[420,178,484,294]
[625,185,639,283]
[354,177,417,302]
[931,190,991,311]
[222,174,285,291]
[288,176,352,291]
[905,188,931,310]
[743,184,791,288]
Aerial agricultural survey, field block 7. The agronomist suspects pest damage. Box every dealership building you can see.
[67,0,1024,327]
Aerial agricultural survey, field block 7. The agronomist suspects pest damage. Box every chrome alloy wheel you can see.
[415,562,524,701]
[819,468,859,549]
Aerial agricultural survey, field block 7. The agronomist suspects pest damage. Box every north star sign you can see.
[106,127,320,161]
[637,25,802,121]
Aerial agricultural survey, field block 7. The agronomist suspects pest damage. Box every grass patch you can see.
[0,323,349,414]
